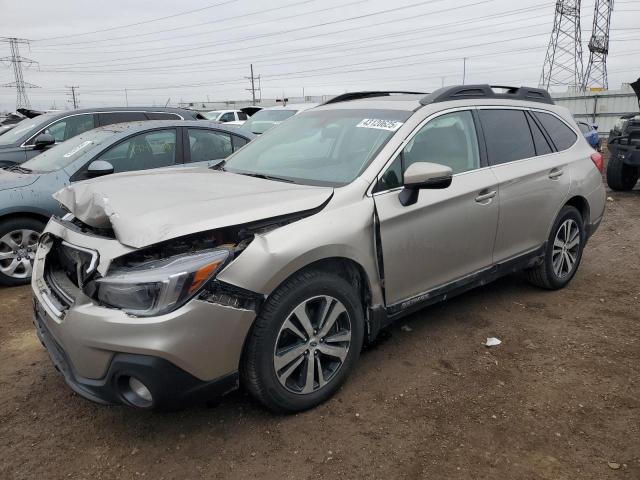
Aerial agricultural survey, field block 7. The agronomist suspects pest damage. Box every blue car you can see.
[577,120,601,151]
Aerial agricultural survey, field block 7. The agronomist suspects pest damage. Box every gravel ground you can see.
[0,187,638,480]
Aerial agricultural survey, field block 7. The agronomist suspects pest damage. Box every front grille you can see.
[43,239,98,310]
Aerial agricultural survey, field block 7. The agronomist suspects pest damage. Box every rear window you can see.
[479,109,535,165]
[533,112,578,151]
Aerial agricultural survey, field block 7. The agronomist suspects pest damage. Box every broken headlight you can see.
[90,248,230,317]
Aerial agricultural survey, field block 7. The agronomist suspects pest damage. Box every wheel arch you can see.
[0,210,50,227]
[564,195,590,226]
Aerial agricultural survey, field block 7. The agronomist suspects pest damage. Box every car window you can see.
[95,129,177,173]
[231,135,248,151]
[533,112,578,151]
[238,112,248,120]
[577,122,591,134]
[219,112,235,122]
[241,109,298,134]
[146,112,182,120]
[526,113,553,155]
[187,129,232,163]
[373,110,480,193]
[0,115,53,146]
[480,109,536,165]
[33,114,95,144]
[97,112,147,126]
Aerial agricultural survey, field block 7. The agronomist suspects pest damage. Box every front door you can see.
[373,110,500,307]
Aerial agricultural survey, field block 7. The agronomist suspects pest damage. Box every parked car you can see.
[606,77,640,191]
[0,107,205,167]
[0,121,253,286]
[202,109,249,125]
[576,120,601,151]
[241,103,318,134]
[32,85,605,412]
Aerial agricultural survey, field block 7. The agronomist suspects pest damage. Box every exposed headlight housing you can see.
[90,248,230,317]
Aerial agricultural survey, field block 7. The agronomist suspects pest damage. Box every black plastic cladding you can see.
[420,85,554,105]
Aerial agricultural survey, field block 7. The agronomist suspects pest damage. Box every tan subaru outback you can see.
[31,85,605,412]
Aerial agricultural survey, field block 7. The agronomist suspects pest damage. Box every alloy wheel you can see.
[0,229,40,279]
[273,295,352,395]
[552,219,580,278]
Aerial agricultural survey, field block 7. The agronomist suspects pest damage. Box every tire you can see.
[606,155,639,191]
[526,206,584,290]
[0,217,45,287]
[241,269,364,413]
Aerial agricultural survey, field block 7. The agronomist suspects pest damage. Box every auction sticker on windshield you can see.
[63,141,93,158]
[356,119,403,131]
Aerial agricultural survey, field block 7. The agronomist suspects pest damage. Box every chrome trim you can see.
[40,291,64,318]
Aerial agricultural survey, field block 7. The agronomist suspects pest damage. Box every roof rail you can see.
[420,84,554,105]
[322,91,426,105]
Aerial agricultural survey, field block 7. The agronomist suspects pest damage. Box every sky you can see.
[0,0,639,112]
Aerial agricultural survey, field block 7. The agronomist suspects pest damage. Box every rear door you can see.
[479,108,572,262]
[373,109,500,306]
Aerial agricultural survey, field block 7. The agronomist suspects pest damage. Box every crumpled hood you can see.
[54,168,333,248]
[0,169,39,191]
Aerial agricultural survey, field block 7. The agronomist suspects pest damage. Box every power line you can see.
[0,37,39,109]
[34,0,239,42]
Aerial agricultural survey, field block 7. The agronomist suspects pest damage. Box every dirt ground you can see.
[1,188,639,480]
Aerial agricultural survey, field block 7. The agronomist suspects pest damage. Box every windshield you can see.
[0,115,52,146]
[202,111,224,120]
[21,129,115,172]
[242,109,298,134]
[226,109,411,186]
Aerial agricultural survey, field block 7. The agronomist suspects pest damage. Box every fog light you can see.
[128,377,153,402]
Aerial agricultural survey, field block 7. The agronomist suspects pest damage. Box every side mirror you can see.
[33,133,56,150]
[86,160,114,178]
[399,162,453,206]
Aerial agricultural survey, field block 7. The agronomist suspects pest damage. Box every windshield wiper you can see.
[235,171,295,183]
[3,164,32,173]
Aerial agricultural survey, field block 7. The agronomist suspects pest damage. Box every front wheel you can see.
[241,269,364,412]
[0,217,45,287]
[526,206,585,290]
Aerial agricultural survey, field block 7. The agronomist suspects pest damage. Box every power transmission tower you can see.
[0,37,39,109]
[245,64,261,104]
[539,0,584,91]
[583,0,614,90]
[66,85,79,109]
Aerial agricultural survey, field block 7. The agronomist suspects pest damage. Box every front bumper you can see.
[34,304,239,408]
[31,218,258,408]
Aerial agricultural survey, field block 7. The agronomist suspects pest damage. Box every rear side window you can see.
[146,112,182,120]
[98,112,147,126]
[533,112,578,151]
[526,113,553,155]
[479,109,535,165]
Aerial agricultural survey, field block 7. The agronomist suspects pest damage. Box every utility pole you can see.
[125,88,129,106]
[583,0,614,90]
[66,85,79,109]
[0,37,39,109]
[462,58,468,85]
[539,0,584,90]
[245,64,261,104]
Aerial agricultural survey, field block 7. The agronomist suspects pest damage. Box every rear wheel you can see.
[526,206,584,290]
[0,217,45,287]
[606,155,639,191]
[241,269,364,412]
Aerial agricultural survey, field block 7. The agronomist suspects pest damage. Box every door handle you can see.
[475,190,497,202]
[548,168,564,179]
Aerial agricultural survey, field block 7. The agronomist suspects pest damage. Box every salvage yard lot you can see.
[1,189,638,480]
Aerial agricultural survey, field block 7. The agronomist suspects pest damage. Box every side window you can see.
[479,109,535,165]
[577,122,590,134]
[237,112,248,121]
[231,135,248,151]
[39,114,95,143]
[145,112,181,120]
[188,129,232,163]
[219,112,235,123]
[95,129,177,173]
[534,112,578,151]
[526,112,553,156]
[373,110,480,192]
[98,112,147,126]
